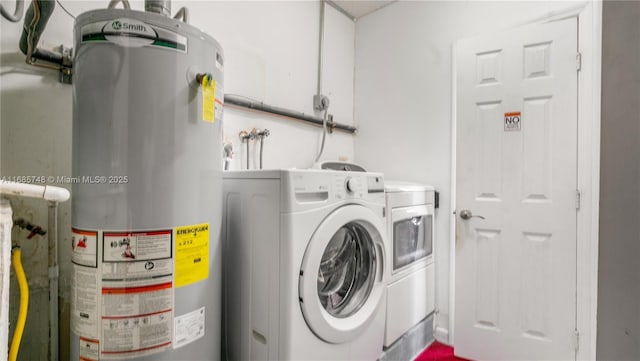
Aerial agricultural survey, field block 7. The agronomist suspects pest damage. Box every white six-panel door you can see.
[455,17,578,361]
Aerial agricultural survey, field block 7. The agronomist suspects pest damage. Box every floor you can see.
[414,341,470,361]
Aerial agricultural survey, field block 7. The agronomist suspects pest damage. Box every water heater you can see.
[70,6,223,360]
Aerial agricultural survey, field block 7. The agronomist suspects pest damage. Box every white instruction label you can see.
[174,307,205,349]
[100,229,174,359]
[103,230,172,263]
[101,282,173,358]
[71,225,212,359]
[215,84,224,123]
[72,228,98,267]
[79,337,100,361]
[71,264,99,340]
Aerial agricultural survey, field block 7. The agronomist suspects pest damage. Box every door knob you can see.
[459,209,485,220]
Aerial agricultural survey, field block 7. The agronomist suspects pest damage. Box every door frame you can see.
[448,2,602,360]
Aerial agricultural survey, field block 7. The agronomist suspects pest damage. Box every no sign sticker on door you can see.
[504,112,521,131]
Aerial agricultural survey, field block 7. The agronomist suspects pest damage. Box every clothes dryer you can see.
[384,182,436,347]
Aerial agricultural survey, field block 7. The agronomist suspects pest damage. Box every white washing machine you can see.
[384,182,436,347]
[222,169,387,361]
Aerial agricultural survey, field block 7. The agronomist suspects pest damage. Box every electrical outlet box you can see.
[313,94,330,111]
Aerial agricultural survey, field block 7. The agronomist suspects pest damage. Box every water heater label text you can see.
[108,19,153,36]
[81,19,188,53]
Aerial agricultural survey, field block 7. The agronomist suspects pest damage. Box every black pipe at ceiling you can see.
[225,94,358,134]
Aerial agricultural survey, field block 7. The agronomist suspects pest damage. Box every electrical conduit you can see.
[313,0,329,165]
[316,0,325,97]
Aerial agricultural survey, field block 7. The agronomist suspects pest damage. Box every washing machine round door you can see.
[299,204,386,344]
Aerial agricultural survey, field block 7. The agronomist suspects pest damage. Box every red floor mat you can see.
[414,341,470,361]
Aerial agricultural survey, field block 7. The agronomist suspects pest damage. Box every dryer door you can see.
[299,204,386,344]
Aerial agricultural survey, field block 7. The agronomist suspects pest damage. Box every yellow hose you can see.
[9,247,29,361]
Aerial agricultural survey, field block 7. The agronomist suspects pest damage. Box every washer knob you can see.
[345,177,359,193]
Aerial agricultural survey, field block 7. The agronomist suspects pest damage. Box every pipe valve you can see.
[239,130,254,142]
[196,73,213,86]
[13,219,47,239]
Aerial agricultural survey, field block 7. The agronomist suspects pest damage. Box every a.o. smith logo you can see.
[83,17,186,51]
[107,18,152,36]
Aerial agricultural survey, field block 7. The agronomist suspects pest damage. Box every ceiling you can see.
[330,1,396,19]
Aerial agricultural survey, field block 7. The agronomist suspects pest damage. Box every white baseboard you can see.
[434,326,449,345]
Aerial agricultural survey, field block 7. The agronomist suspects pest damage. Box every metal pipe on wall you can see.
[317,0,325,97]
[258,129,269,170]
[47,201,59,361]
[0,200,13,360]
[225,95,357,134]
[238,130,252,170]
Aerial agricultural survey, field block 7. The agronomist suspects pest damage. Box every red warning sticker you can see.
[504,112,522,131]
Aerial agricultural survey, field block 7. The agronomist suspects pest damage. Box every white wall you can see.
[597,1,640,359]
[0,1,355,359]
[191,1,356,170]
[354,0,582,340]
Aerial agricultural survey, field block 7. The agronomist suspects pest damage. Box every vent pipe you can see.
[145,0,171,16]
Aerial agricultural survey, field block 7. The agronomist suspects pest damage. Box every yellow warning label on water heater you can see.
[202,76,216,123]
[175,223,209,287]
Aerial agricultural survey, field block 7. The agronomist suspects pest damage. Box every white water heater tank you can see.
[70,7,223,361]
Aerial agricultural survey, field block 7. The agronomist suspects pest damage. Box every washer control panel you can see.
[284,170,385,210]
[345,177,359,194]
[333,174,361,200]
[286,170,384,204]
